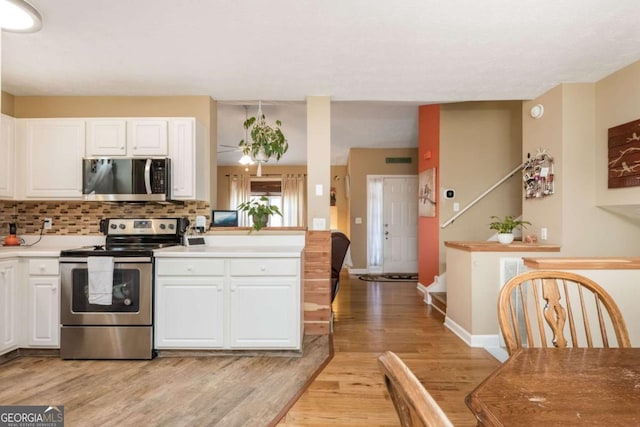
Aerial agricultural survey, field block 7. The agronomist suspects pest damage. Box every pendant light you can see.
[0,0,43,33]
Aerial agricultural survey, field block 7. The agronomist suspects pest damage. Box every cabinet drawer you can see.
[28,258,59,276]
[156,259,224,276]
[230,259,298,276]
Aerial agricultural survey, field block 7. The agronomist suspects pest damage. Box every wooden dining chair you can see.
[377,351,453,427]
[498,270,631,355]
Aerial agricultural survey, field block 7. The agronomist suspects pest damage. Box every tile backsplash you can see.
[0,201,210,235]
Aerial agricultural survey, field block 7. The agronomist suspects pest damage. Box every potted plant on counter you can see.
[237,196,283,231]
[489,215,531,244]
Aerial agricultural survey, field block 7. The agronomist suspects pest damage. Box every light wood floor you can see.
[279,273,500,426]
[0,335,330,426]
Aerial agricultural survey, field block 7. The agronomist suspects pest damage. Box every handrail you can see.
[440,163,524,229]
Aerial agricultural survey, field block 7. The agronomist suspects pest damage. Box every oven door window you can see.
[72,268,140,312]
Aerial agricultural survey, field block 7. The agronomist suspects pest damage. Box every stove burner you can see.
[59,218,186,259]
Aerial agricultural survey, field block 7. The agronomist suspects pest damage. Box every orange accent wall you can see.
[418,105,440,286]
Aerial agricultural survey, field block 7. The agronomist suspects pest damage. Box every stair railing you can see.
[440,163,524,229]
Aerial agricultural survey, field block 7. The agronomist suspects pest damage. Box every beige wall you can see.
[596,60,640,207]
[440,101,523,273]
[330,165,349,234]
[347,147,418,269]
[306,97,331,229]
[1,91,15,116]
[523,75,640,255]
[522,87,564,244]
[7,95,217,203]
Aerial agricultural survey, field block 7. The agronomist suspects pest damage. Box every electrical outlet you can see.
[43,218,53,230]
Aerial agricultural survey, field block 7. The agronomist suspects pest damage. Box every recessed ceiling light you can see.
[0,0,42,33]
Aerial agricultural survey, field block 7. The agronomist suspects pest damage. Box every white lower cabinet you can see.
[0,260,19,354]
[155,277,225,348]
[229,277,299,348]
[27,259,60,347]
[154,256,302,350]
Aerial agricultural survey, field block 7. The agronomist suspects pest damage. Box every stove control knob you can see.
[168,224,175,230]
[110,223,117,229]
[160,224,166,230]
[119,223,126,230]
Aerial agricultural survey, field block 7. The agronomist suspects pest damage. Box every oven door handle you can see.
[144,159,153,194]
[60,256,152,264]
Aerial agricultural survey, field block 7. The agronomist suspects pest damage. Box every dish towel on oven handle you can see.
[87,256,114,305]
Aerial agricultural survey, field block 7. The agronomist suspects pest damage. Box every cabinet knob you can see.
[39,265,46,271]
[260,265,267,272]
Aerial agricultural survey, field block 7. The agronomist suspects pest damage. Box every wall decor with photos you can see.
[523,148,554,199]
[418,168,436,217]
[608,118,640,189]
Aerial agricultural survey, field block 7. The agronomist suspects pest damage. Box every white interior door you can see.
[382,176,418,273]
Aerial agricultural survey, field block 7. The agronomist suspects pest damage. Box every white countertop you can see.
[154,245,305,258]
[0,235,105,259]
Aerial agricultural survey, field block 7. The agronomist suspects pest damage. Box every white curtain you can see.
[367,177,384,268]
[281,174,306,227]
[229,174,251,226]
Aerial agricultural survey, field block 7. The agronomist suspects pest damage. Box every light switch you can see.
[354,217,362,224]
[453,202,460,212]
[315,184,323,196]
[313,218,326,230]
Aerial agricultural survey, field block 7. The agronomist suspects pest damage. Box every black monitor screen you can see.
[212,210,238,227]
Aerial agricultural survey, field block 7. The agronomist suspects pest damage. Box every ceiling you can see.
[2,0,640,165]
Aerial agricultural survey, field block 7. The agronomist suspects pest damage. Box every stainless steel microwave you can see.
[83,158,171,201]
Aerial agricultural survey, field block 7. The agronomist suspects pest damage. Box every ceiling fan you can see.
[217,144,242,154]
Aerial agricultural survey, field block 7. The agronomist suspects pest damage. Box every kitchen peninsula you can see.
[443,241,561,350]
[153,230,306,351]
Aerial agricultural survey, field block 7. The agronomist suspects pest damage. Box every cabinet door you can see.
[228,277,299,349]
[169,119,196,199]
[0,115,15,199]
[155,277,224,348]
[0,261,18,354]
[23,119,85,199]
[28,276,60,347]
[86,119,127,156]
[127,119,168,156]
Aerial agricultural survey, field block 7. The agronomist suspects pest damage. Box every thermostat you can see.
[444,189,455,199]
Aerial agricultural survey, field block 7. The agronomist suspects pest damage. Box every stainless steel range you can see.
[59,218,187,359]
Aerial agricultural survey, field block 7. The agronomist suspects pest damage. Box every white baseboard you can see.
[444,317,500,348]
[484,347,509,362]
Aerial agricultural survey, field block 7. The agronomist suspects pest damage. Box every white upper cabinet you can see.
[86,118,167,157]
[86,119,127,156]
[20,119,85,199]
[169,118,196,199]
[127,119,168,156]
[0,115,16,199]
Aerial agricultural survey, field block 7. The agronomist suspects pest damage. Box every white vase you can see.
[497,233,514,244]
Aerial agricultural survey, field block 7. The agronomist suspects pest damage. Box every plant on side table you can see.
[489,215,531,244]
[237,196,283,232]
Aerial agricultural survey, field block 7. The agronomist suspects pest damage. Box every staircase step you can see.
[429,292,447,314]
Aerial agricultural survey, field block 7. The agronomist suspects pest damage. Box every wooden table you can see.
[466,348,640,426]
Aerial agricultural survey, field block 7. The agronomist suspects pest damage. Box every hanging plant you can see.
[238,105,288,162]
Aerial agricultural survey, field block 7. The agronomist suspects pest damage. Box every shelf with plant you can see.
[489,215,531,244]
